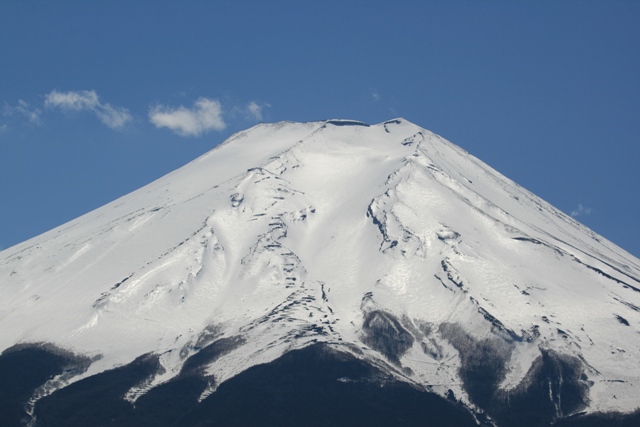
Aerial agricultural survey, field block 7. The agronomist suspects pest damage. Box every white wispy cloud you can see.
[230,100,270,122]
[247,101,264,121]
[45,90,132,129]
[2,100,42,125]
[571,204,593,218]
[370,88,381,102]
[15,100,42,124]
[149,98,226,137]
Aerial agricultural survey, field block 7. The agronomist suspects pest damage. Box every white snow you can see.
[1,118,639,414]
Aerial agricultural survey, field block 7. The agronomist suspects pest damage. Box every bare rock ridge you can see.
[1,118,639,426]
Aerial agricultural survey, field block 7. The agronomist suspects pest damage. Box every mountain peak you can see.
[1,119,639,426]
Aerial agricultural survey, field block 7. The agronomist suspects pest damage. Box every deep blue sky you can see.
[1,1,639,258]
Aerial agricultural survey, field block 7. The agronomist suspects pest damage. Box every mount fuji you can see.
[1,119,639,426]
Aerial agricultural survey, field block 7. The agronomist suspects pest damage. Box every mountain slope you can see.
[1,119,639,426]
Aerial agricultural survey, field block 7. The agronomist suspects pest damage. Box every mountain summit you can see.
[1,119,639,426]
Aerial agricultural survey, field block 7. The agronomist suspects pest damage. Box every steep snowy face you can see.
[1,119,639,424]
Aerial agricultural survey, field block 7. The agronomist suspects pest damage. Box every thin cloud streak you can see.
[2,100,42,125]
[45,90,132,129]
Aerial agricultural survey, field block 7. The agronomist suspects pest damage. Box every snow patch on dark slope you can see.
[1,118,639,426]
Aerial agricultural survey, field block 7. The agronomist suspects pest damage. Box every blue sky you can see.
[1,1,639,258]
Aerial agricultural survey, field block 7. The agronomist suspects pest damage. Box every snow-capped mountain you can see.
[1,119,639,426]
